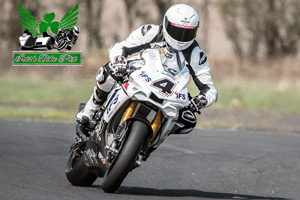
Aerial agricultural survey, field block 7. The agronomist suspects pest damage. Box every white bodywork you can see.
[103,48,190,148]
[19,35,52,48]
[19,35,31,47]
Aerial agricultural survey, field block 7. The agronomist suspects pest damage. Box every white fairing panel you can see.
[36,37,51,45]
[127,49,190,117]
[103,48,190,124]
[103,88,130,123]
[102,48,190,149]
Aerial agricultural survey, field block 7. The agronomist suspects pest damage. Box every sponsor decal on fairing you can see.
[175,92,186,102]
[139,71,152,82]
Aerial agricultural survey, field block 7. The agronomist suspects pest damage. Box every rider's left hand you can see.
[189,95,207,114]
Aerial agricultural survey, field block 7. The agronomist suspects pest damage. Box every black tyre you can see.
[57,40,66,51]
[46,37,54,50]
[66,45,72,50]
[66,151,97,186]
[47,44,52,50]
[101,120,148,193]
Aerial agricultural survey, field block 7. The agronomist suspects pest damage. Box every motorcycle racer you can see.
[54,26,80,50]
[77,4,218,134]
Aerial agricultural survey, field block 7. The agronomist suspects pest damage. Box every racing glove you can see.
[189,95,207,114]
[110,56,128,77]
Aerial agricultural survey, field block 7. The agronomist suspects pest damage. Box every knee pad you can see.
[96,62,110,84]
[92,85,109,105]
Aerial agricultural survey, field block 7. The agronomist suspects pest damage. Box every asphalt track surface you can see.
[0,119,299,200]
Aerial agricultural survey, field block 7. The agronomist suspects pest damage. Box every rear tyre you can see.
[47,44,52,50]
[101,120,148,193]
[66,151,97,186]
[46,37,54,50]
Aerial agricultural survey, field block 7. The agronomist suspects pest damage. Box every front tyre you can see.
[57,40,66,51]
[66,151,97,186]
[101,120,148,193]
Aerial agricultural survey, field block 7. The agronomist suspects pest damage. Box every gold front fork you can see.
[120,101,138,125]
[120,101,162,139]
[151,110,162,139]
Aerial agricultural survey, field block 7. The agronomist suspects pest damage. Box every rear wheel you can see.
[101,120,148,193]
[47,44,52,50]
[46,37,54,50]
[66,149,97,186]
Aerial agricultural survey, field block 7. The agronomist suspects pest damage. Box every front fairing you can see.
[100,48,190,153]
[126,49,190,118]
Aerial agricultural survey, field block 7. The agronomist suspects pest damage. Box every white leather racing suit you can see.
[105,24,218,107]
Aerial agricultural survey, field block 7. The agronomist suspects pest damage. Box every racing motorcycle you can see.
[66,47,193,193]
[53,29,78,51]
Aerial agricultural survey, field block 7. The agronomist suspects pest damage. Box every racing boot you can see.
[76,64,116,136]
[76,85,108,135]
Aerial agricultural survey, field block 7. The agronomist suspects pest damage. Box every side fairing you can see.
[103,87,130,123]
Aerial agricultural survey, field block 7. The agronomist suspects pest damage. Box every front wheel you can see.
[57,40,66,51]
[101,120,148,193]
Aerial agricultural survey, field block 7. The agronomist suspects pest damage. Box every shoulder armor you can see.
[141,25,153,36]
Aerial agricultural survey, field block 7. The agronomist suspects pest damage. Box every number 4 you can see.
[151,78,176,96]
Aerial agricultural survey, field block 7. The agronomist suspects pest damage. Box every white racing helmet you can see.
[163,4,199,51]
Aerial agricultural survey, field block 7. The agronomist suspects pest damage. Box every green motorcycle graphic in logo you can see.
[18,4,80,51]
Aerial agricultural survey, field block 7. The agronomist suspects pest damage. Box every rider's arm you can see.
[108,25,161,63]
[189,48,218,108]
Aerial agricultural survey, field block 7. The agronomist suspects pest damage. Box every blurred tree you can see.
[0,0,41,51]
[123,0,161,34]
[153,0,173,24]
[199,0,211,51]
[135,0,156,25]
[218,0,244,60]
[85,0,103,49]
[218,0,300,59]
[123,0,136,31]
[242,0,264,58]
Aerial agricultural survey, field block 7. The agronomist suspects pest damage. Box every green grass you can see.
[0,77,94,105]
[189,80,300,113]
[0,76,299,121]
[0,106,72,121]
[0,76,95,121]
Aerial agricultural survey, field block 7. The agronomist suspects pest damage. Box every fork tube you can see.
[151,110,162,139]
[120,101,138,125]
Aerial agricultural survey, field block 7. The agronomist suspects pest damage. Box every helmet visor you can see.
[165,17,198,42]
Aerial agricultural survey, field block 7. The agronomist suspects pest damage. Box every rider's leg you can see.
[76,63,115,125]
